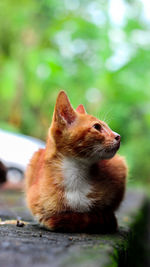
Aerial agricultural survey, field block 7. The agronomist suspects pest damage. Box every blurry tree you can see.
[0,0,150,183]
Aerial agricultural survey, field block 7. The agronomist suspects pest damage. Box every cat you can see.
[25,91,127,233]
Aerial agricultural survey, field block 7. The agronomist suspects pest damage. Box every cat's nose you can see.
[115,134,121,142]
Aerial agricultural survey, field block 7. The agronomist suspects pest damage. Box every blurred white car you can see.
[0,129,45,183]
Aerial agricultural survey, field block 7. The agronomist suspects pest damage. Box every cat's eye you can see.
[93,123,101,131]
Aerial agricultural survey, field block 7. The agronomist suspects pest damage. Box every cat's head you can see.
[50,91,120,162]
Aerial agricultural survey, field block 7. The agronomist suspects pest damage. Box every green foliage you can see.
[0,0,150,184]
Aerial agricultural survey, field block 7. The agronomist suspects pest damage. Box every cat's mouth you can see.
[101,142,120,159]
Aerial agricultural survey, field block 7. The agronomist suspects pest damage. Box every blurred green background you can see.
[0,0,150,185]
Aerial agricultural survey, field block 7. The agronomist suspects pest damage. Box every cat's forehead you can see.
[77,114,104,125]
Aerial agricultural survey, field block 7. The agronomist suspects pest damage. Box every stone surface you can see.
[0,189,148,267]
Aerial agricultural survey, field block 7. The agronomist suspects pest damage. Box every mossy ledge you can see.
[0,189,148,267]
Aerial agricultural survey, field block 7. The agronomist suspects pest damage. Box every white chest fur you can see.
[62,157,93,212]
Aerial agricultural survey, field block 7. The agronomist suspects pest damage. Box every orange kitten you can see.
[25,91,127,233]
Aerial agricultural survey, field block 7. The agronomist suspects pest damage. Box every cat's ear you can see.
[76,104,87,114]
[53,91,77,126]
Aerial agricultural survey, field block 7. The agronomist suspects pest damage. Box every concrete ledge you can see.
[0,189,148,267]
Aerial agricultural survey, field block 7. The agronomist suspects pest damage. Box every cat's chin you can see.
[100,145,119,160]
[91,151,116,162]
[100,150,116,160]
[75,145,119,164]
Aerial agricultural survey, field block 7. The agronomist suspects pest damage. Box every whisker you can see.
[100,109,114,124]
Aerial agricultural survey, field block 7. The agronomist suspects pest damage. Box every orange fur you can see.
[25,91,127,233]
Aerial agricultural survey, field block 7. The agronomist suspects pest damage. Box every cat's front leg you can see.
[41,211,118,233]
